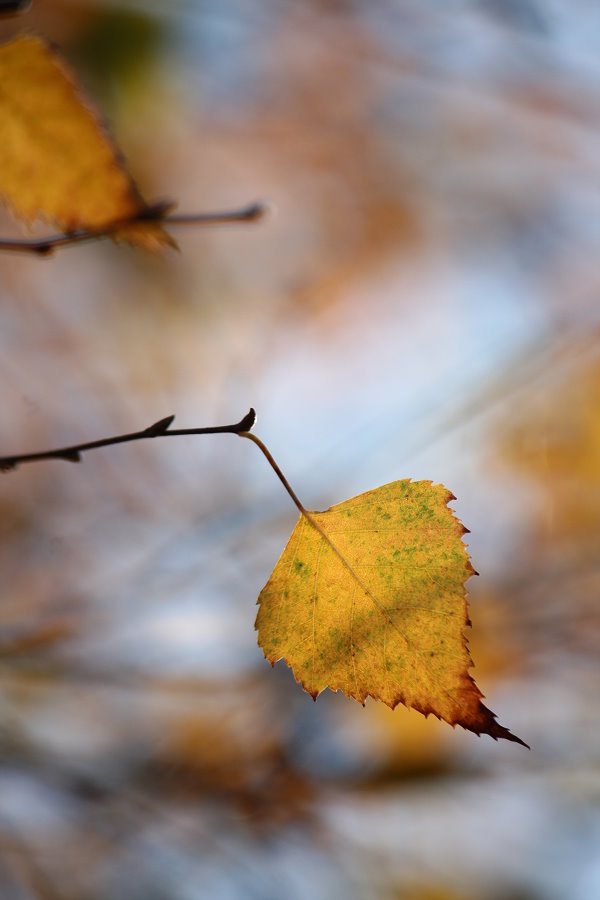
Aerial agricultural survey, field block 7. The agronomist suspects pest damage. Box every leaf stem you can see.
[238,432,308,516]
[0,201,268,256]
[0,409,256,472]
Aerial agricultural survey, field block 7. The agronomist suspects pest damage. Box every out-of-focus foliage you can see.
[0,34,173,248]
[0,1,599,899]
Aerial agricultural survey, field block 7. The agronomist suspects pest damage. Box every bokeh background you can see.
[1,1,599,897]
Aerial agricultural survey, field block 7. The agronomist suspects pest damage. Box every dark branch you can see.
[0,409,256,472]
[166,202,267,227]
[0,201,269,256]
[0,0,31,16]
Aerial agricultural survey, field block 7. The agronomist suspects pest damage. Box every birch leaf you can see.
[257,479,527,747]
[0,35,174,249]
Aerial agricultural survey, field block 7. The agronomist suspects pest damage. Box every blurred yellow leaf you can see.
[503,358,600,540]
[257,480,527,746]
[0,34,174,249]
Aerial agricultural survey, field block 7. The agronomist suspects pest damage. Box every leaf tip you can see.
[465,560,479,577]
[489,723,530,750]
[304,682,319,702]
[462,695,530,749]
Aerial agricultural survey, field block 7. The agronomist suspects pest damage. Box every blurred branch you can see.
[0,0,31,17]
[0,201,268,256]
[0,409,256,471]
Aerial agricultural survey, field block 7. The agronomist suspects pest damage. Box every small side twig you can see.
[0,201,268,256]
[0,409,256,472]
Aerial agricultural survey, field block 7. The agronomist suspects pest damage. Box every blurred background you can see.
[1,0,599,897]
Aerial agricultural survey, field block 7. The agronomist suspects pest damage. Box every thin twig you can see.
[0,201,268,256]
[0,409,256,472]
[166,202,267,226]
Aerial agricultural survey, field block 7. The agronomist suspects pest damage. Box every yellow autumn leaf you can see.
[257,479,527,746]
[0,35,174,250]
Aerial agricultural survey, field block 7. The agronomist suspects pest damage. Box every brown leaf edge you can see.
[256,483,530,749]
